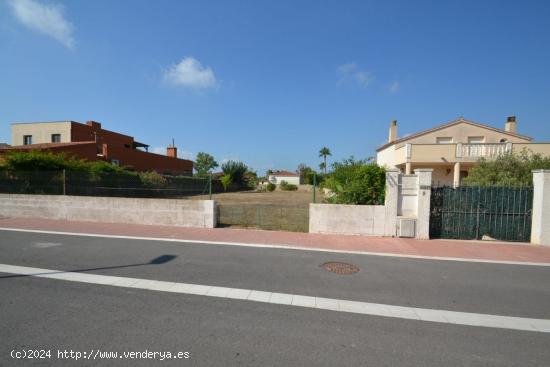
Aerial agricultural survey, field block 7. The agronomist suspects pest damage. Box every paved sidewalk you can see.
[1,217,550,264]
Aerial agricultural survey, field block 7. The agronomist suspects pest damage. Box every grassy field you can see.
[189,187,325,232]
[190,187,324,206]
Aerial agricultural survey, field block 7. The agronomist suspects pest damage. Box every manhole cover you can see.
[321,262,359,275]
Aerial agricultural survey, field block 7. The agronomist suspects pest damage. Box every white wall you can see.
[309,204,386,236]
[531,170,550,245]
[0,194,217,228]
[269,175,300,185]
[376,145,396,168]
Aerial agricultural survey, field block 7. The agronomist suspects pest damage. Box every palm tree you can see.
[318,147,332,173]
[319,162,326,172]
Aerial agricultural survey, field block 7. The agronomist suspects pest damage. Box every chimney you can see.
[167,146,177,158]
[505,116,517,133]
[388,120,397,143]
[86,120,101,129]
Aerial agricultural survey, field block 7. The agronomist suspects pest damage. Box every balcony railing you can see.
[394,142,550,165]
[456,143,512,159]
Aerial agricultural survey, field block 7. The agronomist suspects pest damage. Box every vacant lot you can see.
[190,187,324,206]
[190,188,325,232]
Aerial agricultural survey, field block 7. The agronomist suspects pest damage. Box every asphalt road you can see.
[1,229,550,366]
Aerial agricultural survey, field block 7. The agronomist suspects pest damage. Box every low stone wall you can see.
[309,203,386,236]
[0,194,217,228]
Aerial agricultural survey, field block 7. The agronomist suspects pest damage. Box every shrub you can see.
[279,180,298,191]
[322,156,385,205]
[266,182,276,192]
[463,150,550,187]
[220,174,232,191]
[139,171,167,188]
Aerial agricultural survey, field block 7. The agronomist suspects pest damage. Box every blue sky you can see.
[1,0,549,174]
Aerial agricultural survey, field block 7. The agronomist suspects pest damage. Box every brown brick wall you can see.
[71,121,134,149]
[105,145,193,175]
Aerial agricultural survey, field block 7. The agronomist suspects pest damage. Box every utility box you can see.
[398,218,416,238]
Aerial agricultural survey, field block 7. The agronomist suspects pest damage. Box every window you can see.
[468,136,484,144]
[500,138,508,143]
[51,134,61,143]
[436,137,453,144]
[111,159,120,166]
[23,135,32,145]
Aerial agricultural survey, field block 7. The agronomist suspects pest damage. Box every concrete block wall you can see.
[0,194,217,228]
[531,170,550,246]
[309,203,386,236]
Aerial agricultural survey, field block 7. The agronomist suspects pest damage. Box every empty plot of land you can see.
[190,187,324,206]
[190,188,324,232]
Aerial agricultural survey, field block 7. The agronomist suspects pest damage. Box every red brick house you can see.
[2,120,193,175]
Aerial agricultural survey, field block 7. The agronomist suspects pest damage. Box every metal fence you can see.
[218,204,309,232]
[429,185,533,242]
[0,170,239,198]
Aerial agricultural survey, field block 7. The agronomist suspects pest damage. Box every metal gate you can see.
[429,186,533,242]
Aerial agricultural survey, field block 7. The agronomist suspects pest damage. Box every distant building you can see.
[2,120,193,175]
[268,170,300,185]
[0,143,10,149]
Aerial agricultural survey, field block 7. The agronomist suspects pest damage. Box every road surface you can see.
[1,229,549,366]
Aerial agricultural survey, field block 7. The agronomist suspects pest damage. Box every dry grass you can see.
[189,187,324,206]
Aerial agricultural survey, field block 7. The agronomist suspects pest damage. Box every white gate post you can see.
[415,169,433,240]
[531,170,550,246]
[384,169,399,237]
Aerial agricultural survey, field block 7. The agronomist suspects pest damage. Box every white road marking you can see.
[34,242,63,248]
[1,263,549,333]
[1,227,549,267]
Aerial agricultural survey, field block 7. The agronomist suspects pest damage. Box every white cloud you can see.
[163,57,218,89]
[337,62,373,87]
[388,80,400,93]
[8,0,75,48]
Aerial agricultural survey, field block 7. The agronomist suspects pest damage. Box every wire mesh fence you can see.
[0,170,239,199]
[218,204,309,232]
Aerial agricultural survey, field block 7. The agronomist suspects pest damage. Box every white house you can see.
[268,170,300,185]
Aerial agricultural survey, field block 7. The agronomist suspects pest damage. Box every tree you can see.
[318,162,326,173]
[194,152,218,176]
[221,160,248,186]
[296,163,314,184]
[220,174,232,191]
[463,150,550,187]
[318,147,332,174]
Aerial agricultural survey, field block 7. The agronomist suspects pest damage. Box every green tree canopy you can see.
[463,150,550,187]
[194,152,218,176]
[221,160,248,186]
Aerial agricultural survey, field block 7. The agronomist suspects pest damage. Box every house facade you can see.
[3,120,193,175]
[268,170,301,185]
[376,116,550,186]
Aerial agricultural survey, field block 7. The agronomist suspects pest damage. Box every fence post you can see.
[531,169,550,245]
[312,174,317,203]
[62,169,66,195]
[384,169,399,236]
[415,169,433,240]
[208,173,212,200]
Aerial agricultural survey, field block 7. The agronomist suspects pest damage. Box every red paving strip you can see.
[1,217,550,264]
